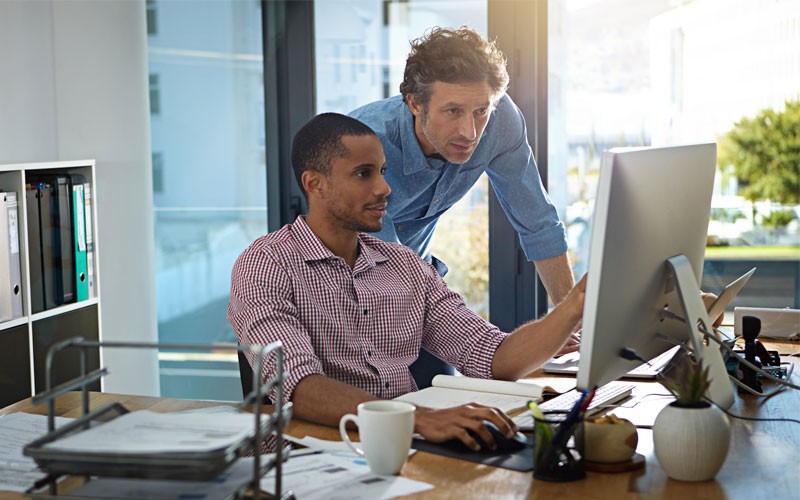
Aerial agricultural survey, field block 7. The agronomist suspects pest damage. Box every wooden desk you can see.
[2,340,799,499]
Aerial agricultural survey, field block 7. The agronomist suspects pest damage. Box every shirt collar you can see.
[292,216,390,269]
[292,216,335,262]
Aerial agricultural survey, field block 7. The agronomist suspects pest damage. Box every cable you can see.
[705,396,800,425]
[619,347,649,364]
[729,375,785,398]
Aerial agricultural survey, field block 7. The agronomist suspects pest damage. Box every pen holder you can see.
[532,410,586,482]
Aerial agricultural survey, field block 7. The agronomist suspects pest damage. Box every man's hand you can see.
[413,403,517,451]
[556,331,581,356]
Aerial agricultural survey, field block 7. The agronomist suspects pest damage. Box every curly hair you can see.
[399,26,509,107]
[291,113,376,197]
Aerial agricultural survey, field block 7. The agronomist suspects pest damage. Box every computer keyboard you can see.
[512,382,635,431]
[542,346,680,379]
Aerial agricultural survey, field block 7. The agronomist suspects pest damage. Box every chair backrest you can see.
[237,349,271,404]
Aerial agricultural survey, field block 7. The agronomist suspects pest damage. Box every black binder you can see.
[25,186,45,313]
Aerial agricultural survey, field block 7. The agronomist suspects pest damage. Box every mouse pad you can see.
[412,436,534,472]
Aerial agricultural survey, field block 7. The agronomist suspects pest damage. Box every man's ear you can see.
[406,94,423,118]
[301,170,324,197]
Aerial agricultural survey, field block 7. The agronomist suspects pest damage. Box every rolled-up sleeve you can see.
[227,246,324,404]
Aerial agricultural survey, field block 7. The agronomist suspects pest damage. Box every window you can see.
[146,0,158,36]
[314,0,491,317]
[147,0,267,400]
[548,0,800,318]
[148,74,160,116]
[152,151,163,194]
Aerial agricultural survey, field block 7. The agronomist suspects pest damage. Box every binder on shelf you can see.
[54,175,75,305]
[29,174,76,309]
[26,186,45,313]
[0,192,21,321]
[36,181,59,310]
[83,182,95,299]
[5,192,23,319]
[70,175,88,302]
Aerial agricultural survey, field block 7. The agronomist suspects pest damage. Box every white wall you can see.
[0,0,159,395]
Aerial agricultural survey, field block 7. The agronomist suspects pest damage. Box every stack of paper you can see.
[0,413,73,492]
[42,410,262,455]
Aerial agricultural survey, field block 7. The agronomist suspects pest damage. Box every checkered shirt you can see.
[227,216,507,404]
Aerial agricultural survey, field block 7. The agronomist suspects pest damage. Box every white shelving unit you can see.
[0,160,102,406]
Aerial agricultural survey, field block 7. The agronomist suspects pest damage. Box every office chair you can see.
[237,349,272,404]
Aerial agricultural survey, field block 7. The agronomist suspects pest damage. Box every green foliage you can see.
[429,178,490,319]
[761,208,797,229]
[661,356,711,407]
[717,99,800,206]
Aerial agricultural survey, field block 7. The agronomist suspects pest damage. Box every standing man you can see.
[350,26,574,387]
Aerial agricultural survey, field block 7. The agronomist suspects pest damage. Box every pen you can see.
[579,389,596,414]
[288,448,324,458]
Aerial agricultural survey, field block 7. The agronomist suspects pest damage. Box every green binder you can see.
[72,182,88,301]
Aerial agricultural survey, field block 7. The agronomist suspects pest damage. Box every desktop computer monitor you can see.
[576,143,734,408]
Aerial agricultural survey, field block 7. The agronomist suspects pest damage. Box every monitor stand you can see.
[667,255,735,409]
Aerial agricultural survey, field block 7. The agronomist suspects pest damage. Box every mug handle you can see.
[339,413,365,456]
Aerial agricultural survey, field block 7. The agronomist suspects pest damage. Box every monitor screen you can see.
[576,143,730,405]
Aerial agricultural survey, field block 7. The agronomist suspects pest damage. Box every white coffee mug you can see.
[339,400,415,475]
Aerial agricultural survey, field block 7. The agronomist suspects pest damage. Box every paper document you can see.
[71,457,257,499]
[261,452,433,500]
[0,412,73,492]
[394,374,549,413]
[42,410,263,454]
[283,434,416,456]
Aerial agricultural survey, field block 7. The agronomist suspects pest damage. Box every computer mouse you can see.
[442,422,529,453]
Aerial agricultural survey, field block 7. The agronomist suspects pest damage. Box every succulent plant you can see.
[661,355,712,407]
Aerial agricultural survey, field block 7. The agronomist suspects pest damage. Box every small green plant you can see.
[661,356,711,407]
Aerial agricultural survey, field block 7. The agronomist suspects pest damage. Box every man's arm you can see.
[292,374,379,426]
[293,374,519,452]
[534,252,575,304]
[492,275,586,380]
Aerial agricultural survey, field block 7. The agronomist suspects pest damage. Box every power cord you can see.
[705,395,800,425]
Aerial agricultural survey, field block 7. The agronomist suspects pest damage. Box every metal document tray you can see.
[24,401,285,481]
[21,338,292,499]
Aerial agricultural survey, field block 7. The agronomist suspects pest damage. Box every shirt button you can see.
[385,382,390,389]
[433,197,440,204]
[397,224,404,232]
[363,309,368,315]
[367,350,372,356]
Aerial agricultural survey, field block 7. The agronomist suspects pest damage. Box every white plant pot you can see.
[653,402,731,482]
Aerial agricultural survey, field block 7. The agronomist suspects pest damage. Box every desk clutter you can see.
[1,338,291,499]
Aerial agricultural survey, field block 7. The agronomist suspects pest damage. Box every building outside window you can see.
[548,0,800,317]
[146,0,267,400]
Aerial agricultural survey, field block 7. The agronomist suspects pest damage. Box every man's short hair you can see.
[399,26,509,107]
[291,113,377,196]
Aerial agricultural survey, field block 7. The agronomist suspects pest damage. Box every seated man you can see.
[228,113,585,451]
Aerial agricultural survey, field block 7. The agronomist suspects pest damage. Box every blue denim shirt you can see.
[350,94,567,275]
